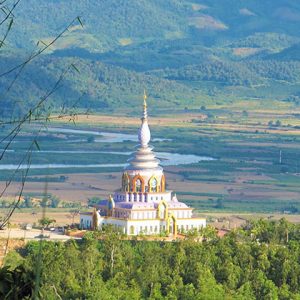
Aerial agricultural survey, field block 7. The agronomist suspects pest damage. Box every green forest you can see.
[1,0,300,117]
[3,219,300,299]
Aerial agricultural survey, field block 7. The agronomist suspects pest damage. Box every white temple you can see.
[80,93,206,236]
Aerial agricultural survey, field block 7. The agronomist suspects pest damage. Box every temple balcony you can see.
[113,191,172,203]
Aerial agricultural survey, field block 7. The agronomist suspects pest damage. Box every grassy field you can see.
[0,100,299,217]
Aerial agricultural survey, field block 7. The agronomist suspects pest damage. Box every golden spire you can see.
[142,90,148,120]
[143,89,147,109]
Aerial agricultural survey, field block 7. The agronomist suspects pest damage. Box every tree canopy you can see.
[3,219,300,299]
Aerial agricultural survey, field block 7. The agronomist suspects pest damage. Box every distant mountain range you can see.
[5,0,300,53]
[1,0,300,115]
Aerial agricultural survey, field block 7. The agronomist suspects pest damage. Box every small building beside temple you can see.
[80,94,206,236]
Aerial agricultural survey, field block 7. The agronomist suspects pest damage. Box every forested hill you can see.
[4,0,300,53]
[1,0,300,114]
[0,55,196,117]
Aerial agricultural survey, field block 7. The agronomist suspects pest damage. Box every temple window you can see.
[159,203,167,219]
[136,179,142,192]
[149,178,158,192]
[130,225,134,235]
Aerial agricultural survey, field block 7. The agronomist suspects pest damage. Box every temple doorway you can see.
[168,215,177,236]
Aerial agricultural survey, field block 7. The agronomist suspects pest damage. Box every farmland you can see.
[0,100,299,222]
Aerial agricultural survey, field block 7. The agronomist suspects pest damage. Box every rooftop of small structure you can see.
[96,199,190,210]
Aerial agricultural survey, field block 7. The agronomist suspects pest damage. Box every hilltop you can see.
[1,0,300,114]
[5,0,300,53]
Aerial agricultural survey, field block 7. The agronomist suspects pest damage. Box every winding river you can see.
[0,127,215,170]
[44,127,170,143]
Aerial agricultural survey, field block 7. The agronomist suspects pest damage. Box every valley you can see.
[1,103,299,217]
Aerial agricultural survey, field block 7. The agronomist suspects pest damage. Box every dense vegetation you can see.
[2,50,300,117]
[3,219,300,299]
[149,60,300,86]
[3,0,300,52]
[1,3,300,298]
[1,0,300,116]
[0,54,195,118]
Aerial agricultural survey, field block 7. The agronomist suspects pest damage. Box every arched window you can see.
[132,175,144,193]
[149,177,158,192]
[159,205,165,219]
[136,179,142,192]
[167,214,177,236]
[157,200,168,220]
[130,225,135,235]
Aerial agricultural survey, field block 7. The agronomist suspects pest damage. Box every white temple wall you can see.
[97,218,166,235]
[130,209,192,220]
[126,220,167,235]
[80,214,93,229]
[170,210,192,219]
[80,214,206,235]
[98,218,127,234]
[176,218,206,232]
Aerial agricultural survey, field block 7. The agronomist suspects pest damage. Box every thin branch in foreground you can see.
[0,63,74,160]
[0,11,85,228]
[0,0,20,26]
[0,0,21,49]
[0,16,83,78]
[0,66,87,227]
[0,146,31,229]
[0,128,41,200]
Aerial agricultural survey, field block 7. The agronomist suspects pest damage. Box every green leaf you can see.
[77,16,84,28]
[7,18,13,31]
[34,140,41,151]
[71,63,80,73]
[1,7,8,16]
[39,40,48,47]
